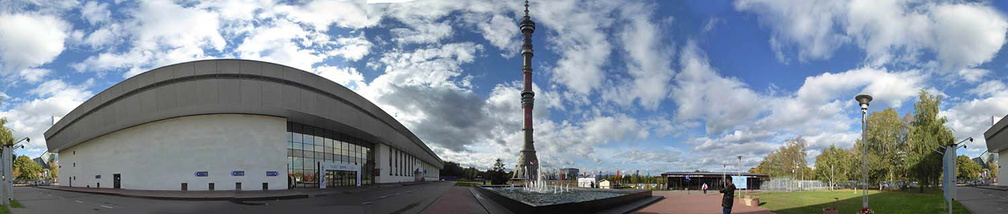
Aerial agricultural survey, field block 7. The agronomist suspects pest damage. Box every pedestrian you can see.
[720,178,736,214]
[702,183,708,194]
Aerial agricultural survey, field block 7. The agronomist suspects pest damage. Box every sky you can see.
[1,0,1008,175]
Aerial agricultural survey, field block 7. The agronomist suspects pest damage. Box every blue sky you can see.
[2,0,1008,174]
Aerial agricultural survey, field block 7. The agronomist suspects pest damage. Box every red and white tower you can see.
[514,0,538,180]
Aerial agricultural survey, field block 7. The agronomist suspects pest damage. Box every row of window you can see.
[287,122,375,188]
[388,146,433,177]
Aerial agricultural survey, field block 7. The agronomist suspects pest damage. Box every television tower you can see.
[514,0,538,180]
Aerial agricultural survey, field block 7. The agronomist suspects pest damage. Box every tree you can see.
[488,159,508,185]
[957,155,982,180]
[753,137,813,179]
[991,161,999,179]
[48,156,58,179]
[14,155,41,179]
[439,161,464,178]
[814,145,854,189]
[863,108,909,182]
[0,97,14,146]
[906,90,954,192]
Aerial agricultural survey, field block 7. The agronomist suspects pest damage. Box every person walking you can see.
[702,183,708,194]
[720,178,736,214]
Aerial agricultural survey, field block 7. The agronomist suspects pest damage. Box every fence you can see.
[762,177,829,192]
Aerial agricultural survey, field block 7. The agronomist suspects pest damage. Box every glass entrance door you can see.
[325,170,336,188]
[325,170,358,187]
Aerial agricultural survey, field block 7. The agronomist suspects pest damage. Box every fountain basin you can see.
[476,185,653,213]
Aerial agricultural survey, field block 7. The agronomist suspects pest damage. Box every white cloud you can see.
[604,1,674,110]
[276,0,382,30]
[958,68,991,83]
[18,68,50,83]
[312,66,366,90]
[235,19,323,71]
[80,1,110,25]
[476,14,519,56]
[942,93,1008,151]
[74,0,226,77]
[330,34,372,61]
[737,0,1008,76]
[968,80,1006,97]
[735,0,848,62]
[673,42,764,134]
[1,79,93,155]
[931,4,1008,71]
[0,13,69,76]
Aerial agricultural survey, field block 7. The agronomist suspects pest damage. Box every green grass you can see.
[0,200,24,214]
[453,181,486,187]
[757,189,969,214]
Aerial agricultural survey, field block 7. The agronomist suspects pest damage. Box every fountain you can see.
[475,165,658,213]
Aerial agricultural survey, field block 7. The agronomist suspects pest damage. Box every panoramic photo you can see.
[1,0,1008,213]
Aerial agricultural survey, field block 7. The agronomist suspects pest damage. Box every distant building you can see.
[559,168,579,180]
[661,172,768,190]
[599,179,612,189]
[577,177,596,188]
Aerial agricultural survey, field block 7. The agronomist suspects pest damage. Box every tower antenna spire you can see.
[524,0,529,17]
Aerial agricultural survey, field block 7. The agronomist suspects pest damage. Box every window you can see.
[388,147,392,176]
[286,122,375,188]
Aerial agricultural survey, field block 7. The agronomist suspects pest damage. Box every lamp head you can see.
[855,94,873,109]
[24,138,29,143]
[968,137,974,142]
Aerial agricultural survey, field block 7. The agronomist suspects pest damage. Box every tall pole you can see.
[514,0,539,181]
[856,94,873,210]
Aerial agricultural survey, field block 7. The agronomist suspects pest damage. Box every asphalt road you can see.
[956,186,1008,214]
[10,182,454,214]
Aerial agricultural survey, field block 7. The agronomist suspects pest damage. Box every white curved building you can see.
[44,59,443,191]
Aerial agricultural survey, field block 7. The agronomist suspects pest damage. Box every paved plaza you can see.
[635,191,773,214]
[10,182,454,214]
[7,182,782,214]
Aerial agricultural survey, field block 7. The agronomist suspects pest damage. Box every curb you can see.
[33,186,309,201]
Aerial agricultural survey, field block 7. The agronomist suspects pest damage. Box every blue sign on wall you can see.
[95,175,101,179]
[266,171,278,177]
[195,171,209,177]
[231,171,245,176]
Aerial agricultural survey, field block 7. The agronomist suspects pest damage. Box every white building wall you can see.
[1000,150,1008,185]
[375,143,439,183]
[58,114,287,191]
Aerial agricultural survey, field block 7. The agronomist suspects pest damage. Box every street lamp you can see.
[855,94,872,211]
[1,137,28,207]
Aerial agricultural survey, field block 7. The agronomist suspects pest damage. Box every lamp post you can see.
[855,94,872,211]
[2,137,28,207]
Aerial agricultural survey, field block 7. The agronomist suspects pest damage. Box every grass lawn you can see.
[453,180,487,187]
[757,189,970,214]
[0,200,25,214]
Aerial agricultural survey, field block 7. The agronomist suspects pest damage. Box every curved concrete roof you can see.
[44,59,443,168]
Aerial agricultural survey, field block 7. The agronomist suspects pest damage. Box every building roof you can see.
[43,59,443,168]
[32,157,49,169]
[986,116,1008,153]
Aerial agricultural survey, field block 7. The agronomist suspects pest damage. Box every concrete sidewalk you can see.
[36,181,435,201]
[956,186,1008,214]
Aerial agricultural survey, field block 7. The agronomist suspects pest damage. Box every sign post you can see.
[942,137,970,214]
